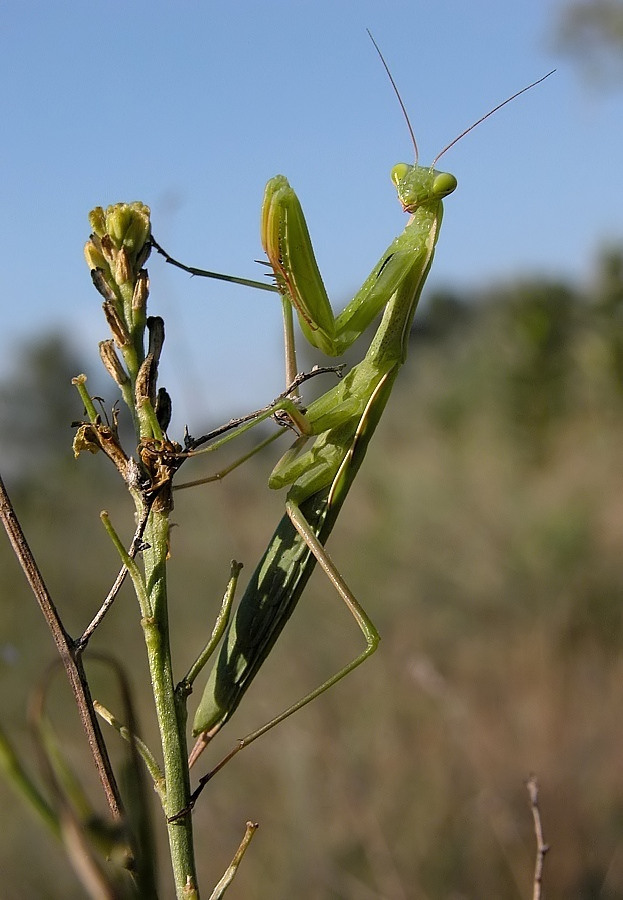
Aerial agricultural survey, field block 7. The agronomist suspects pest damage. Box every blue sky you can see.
[1,1,621,430]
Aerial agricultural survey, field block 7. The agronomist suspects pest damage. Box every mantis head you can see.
[390,163,457,214]
[368,31,552,218]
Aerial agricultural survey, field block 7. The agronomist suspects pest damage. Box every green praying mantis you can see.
[158,46,554,807]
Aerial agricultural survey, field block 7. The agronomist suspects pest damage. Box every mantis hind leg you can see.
[285,498,380,667]
[180,499,380,816]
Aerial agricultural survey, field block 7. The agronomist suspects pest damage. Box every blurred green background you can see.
[2,2,623,897]
[2,242,623,897]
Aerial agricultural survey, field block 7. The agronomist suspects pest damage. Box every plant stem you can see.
[141,499,198,899]
[0,474,124,821]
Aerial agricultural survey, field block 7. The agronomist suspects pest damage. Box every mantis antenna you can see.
[366,29,554,174]
[367,29,419,165]
[432,69,556,167]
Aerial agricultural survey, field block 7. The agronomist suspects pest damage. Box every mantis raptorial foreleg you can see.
[151,236,303,389]
[161,52,553,814]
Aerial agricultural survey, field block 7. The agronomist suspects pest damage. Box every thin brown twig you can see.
[77,504,151,647]
[182,364,344,453]
[0,473,124,821]
[28,665,125,898]
[526,774,549,900]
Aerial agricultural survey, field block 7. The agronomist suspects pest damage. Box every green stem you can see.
[93,701,165,804]
[72,375,99,424]
[181,561,242,688]
[138,398,165,443]
[140,501,198,899]
[100,511,152,618]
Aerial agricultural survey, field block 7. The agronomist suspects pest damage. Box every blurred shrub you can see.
[2,245,623,897]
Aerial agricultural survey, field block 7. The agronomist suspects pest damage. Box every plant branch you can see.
[526,774,549,900]
[0,473,124,821]
[178,364,343,454]
[78,504,152,647]
[140,500,198,898]
[94,701,165,803]
[207,821,259,900]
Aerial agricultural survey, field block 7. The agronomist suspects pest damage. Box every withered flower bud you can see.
[102,300,131,347]
[135,354,157,406]
[132,270,149,314]
[100,234,116,265]
[155,387,172,432]
[91,269,118,304]
[147,316,165,364]
[135,239,152,270]
[73,424,101,458]
[114,247,132,285]
[99,340,129,387]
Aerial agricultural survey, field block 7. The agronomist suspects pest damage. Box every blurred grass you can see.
[1,258,623,897]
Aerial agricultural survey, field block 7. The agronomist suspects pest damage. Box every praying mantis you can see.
[190,158,455,742]
[159,48,554,801]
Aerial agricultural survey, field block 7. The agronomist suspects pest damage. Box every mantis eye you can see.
[432,172,458,197]
[390,163,411,187]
